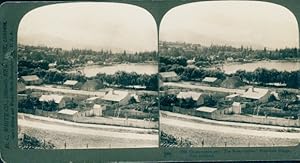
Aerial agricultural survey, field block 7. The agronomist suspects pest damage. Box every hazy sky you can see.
[18,2,157,53]
[160,1,299,50]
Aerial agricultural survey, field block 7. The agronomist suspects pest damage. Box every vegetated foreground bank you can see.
[19,126,158,149]
[161,124,299,147]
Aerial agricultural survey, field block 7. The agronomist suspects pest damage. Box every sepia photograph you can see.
[17,2,159,149]
[159,1,300,147]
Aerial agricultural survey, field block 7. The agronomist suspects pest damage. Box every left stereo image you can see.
[17,2,159,149]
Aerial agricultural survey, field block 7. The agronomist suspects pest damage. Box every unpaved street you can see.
[18,114,158,149]
[160,111,300,147]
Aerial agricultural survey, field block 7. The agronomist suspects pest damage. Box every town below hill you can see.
[159,41,300,127]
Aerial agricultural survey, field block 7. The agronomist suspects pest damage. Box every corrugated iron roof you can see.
[159,71,178,78]
[101,90,129,102]
[39,94,64,104]
[202,77,218,83]
[196,106,217,113]
[21,75,40,81]
[241,87,269,100]
[58,109,78,115]
[63,80,78,86]
[177,91,202,101]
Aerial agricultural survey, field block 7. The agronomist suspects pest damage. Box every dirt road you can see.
[18,114,158,149]
[161,116,300,139]
[161,111,300,131]
[160,112,300,147]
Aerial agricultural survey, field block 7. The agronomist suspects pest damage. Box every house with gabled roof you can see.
[101,90,131,105]
[39,94,66,108]
[177,91,204,106]
[240,87,270,103]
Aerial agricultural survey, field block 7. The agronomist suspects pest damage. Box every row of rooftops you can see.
[176,86,270,102]
[159,71,218,83]
[20,75,79,86]
[57,104,103,116]
[159,71,271,102]
[177,90,270,114]
[22,75,270,101]
[38,89,132,104]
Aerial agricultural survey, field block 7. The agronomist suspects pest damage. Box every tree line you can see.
[160,41,300,61]
[19,58,158,91]
[93,71,158,91]
[18,44,157,68]
[160,55,299,88]
[236,68,299,88]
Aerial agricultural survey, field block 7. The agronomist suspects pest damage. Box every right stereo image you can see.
[159,1,300,147]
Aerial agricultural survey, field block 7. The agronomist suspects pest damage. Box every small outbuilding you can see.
[21,75,42,85]
[92,104,105,116]
[57,109,78,121]
[159,71,180,82]
[202,77,218,85]
[187,58,195,65]
[231,102,242,114]
[63,80,80,89]
[79,104,106,117]
[195,106,218,119]
[48,62,57,69]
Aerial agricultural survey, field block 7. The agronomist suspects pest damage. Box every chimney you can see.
[247,86,254,92]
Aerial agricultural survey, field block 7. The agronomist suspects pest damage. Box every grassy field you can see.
[161,124,300,147]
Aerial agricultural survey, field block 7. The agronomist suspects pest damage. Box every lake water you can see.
[78,63,158,77]
[210,60,300,74]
